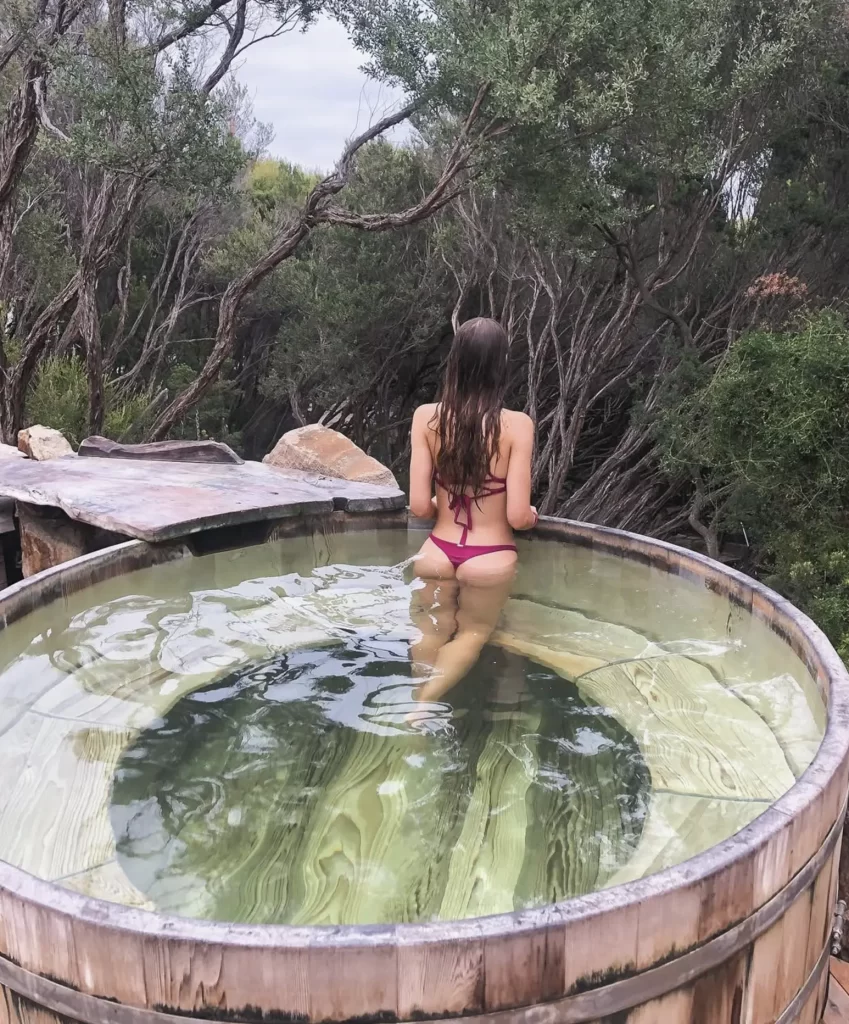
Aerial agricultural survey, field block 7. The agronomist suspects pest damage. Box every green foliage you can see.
[768,550,849,662]
[339,0,835,234]
[659,310,849,535]
[163,362,242,450]
[26,356,151,447]
[7,193,76,303]
[56,39,245,196]
[260,143,449,410]
[657,310,849,656]
[248,160,321,215]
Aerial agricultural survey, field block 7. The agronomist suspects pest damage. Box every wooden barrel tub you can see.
[0,513,846,1024]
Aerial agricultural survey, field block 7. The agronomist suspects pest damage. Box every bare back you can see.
[409,403,536,549]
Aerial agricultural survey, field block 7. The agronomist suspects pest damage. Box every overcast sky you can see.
[233,17,408,172]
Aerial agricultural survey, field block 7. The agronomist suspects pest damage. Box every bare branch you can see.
[0,31,26,75]
[0,59,42,209]
[315,84,491,229]
[326,98,423,187]
[598,222,696,349]
[33,76,70,142]
[202,0,247,93]
[144,91,490,440]
[152,0,235,53]
[231,17,301,59]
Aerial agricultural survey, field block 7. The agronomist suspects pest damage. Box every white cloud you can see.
[233,17,408,172]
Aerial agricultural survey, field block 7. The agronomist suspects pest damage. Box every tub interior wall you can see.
[517,533,826,732]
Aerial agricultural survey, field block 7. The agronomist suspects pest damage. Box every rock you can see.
[263,425,397,489]
[17,503,89,576]
[79,436,243,464]
[0,444,24,460]
[18,425,74,461]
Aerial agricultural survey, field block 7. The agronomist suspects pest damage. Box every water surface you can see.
[0,527,826,923]
[112,642,648,924]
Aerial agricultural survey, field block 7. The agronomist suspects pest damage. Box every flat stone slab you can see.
[0,457,404,542]
[79,436,244,464]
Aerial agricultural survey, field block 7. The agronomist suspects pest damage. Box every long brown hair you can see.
[433,317,509,495]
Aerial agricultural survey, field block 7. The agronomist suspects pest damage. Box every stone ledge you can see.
[0,458,404,544]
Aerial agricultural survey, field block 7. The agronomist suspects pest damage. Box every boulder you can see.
[79,436,243,464]
[263,425,397,488]
[18,425,74,461]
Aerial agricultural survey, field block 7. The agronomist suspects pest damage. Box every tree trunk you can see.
[79,272,104,435]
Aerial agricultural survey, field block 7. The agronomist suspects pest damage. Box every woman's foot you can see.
[405,700,453,734]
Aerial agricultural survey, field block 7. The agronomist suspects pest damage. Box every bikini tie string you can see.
[433,472,508,548]
[447,492,473,547]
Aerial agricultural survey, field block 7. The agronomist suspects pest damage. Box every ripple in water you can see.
[111,640,649,925]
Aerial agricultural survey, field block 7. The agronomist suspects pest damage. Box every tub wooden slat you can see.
[482,924,566,1009]
[775,884,818,1017]
[308,943,399,1022]
[633,875,704,974]
[624,989,695,1022]
[807,849,840,982]
[396,934,485,1018]
[562,900,640,994]
[0,987,51,1024]
[744,908,790,1021]
[687,947,750,1024]
[695,851,757,947]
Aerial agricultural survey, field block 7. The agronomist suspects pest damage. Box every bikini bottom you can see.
[428,534,517,570]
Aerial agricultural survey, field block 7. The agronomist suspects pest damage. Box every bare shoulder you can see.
[412,403,438,438]
[412,403,437,425]
[503,409,534,438]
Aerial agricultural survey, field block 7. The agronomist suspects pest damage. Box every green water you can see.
[111,642,649,924]
[0,526,827,924]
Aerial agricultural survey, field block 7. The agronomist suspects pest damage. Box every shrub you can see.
[656,309,849,658]
[26,355,151,447]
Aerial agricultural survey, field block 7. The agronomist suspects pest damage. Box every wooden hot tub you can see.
[0,514,846,1024]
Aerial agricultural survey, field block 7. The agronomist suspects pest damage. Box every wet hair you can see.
[432,317,509,496]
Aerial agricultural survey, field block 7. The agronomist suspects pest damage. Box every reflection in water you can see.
[111,642,649,925]
[408,569,515,720]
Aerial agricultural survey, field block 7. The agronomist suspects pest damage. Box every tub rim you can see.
[0,512,846,951]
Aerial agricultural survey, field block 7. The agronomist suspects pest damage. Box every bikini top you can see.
[433,471,507,546]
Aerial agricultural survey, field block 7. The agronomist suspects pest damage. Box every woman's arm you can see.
[409,405,437,519]
[505,413,538,531]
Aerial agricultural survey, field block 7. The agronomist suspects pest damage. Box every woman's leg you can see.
[409,539,458,678]
[413,550,516,705]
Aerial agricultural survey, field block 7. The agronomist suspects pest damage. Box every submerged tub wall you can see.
[0,513,845,1024]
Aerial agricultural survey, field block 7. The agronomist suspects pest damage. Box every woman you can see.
[407,317,538,712]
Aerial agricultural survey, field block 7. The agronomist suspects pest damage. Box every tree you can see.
[323,0,844,520]
[0,0,323,440]
[253,143,453,467]
[143,85,492,439]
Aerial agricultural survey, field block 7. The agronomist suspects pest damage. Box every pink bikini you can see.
[430,472,518,568]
